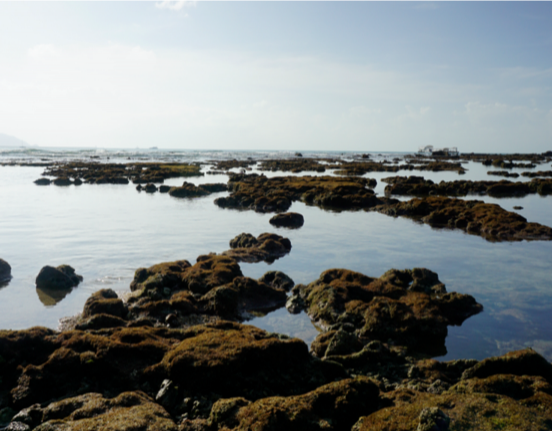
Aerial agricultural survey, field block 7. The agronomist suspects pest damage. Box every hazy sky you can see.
[0,1,551,152]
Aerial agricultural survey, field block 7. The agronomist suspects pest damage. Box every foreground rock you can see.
[269,212,305,228]
[215,174,382,213]
[35,265,83,290]
[288,267,482,357]
[223,232,292,263]
[181,377,380,431]
[0,322,343,414]
[11,391,177,431]
[375,196,552,241]
[0,259,11,284]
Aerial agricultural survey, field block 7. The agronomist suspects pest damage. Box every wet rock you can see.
[375,196,552,241]
[513,206,523,210]
[199,276,287,318]
[33,178,51,185]
[41,161,201,185]
[82,289,126,319]
[269,212,304,228]
[159,185,171,193]
[215,174,382,213]
[35,265,83,290]
[461,348,552,383]
[203,377,379,431]
[417,407,450,431]
[258,270,295,291]
[310,329,364,358]
[293,268,482,355]
[223,233,292,263]
[53,177,72,186]
[168,182,217,198]
[19,391,177,431]
[75,313,127,330]
[0,259,11,283]
[144,183,158,193]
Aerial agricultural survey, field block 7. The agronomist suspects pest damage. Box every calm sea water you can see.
[1,147,551,361]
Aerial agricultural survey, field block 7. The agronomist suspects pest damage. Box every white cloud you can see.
[155,1,195,11]
[28,44,61,60]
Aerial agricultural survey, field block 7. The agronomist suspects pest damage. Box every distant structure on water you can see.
[418,145,458,157]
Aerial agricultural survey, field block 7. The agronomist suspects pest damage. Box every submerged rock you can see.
[269,212,305,228]
[35,265,83,290]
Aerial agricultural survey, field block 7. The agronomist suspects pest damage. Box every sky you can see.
[0,1,551,152]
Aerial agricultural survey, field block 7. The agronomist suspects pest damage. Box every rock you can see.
[461,348,552,383]
[75,313,127,330]
[33,178,51,185]
[417,407,450,431]
[269,212,304,228]
[258,271,295,291]
[19,391,177,431]
[159,185,171,193]
[376,196,552,242]
[514,206,523,210]
[168,182,209,198]
[35,265,82,290]
[215,174,381,213]
[144,183,158,193]
[204,377,379,431]
[223,233,292,263]
[53,177,72,186]
[82,289,126,319]
[292,267,482,355]
[0,259,11,283]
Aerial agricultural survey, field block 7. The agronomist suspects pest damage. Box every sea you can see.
[1,146,551,362]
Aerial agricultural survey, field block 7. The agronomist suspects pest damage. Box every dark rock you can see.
[82,289,126,319]
[52,177,72,186]
[269,212,304,228]
[513,206,523,210]
[169,182,209,198]
[75,313,127,330]
[258,271,295,291]
[159,185,171,193]
[33,178,51,185]
[223,233,292,263]
[35,265,82,290]
[144,183,158,193]
[0,259,11,283]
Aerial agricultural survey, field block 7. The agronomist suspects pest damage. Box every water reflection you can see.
[36,286,74,307]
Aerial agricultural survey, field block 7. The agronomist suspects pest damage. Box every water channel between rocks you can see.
[1,152,551,361]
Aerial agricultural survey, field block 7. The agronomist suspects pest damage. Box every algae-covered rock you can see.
[291,267,482,355]
[16,391,177,431]
[203,377,380,431]
[82,289,126,319]
[269,212,305,228]
[376,196,552,241]
[33,178,51,186]
[35,265,82,290]
[223,233,292,263]
[259,270,295,291]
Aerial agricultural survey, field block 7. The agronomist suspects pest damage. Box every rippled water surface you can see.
[1,148,551,361]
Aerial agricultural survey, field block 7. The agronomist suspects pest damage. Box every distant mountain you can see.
[0,133,29,147]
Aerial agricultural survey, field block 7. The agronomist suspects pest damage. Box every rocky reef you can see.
[2,255,551,430]
[214,174,382,213]
[222,232,292,263]
[376,196,552,241]
[34,162,202,186]
[382,176,552,198]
